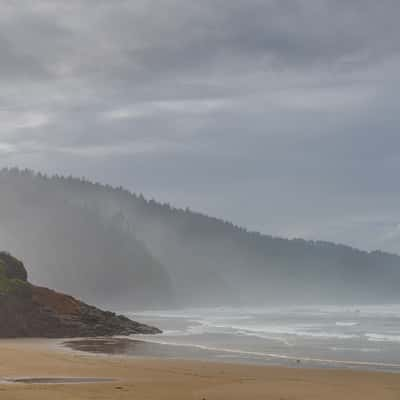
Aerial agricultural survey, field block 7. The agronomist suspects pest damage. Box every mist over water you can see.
[129,304,400,371]
[1,3,400,392]
[2,170,400,372]
[2,169,400,311]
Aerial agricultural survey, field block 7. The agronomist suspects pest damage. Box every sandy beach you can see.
[0,339,399,399]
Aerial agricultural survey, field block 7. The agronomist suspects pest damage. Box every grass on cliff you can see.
[0,260,30,295]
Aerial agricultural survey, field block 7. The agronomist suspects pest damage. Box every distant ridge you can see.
[1,167,399,308]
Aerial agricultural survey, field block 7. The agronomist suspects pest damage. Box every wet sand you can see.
[5,377,115,384]
[63,337,400,371]
[1,338,400,399]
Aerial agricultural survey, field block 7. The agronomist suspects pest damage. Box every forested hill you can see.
[1,167,399,309]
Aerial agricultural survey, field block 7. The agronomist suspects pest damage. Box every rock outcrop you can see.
[0,252,160,338]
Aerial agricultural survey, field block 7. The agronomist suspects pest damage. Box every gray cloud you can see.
[1,0,400,253]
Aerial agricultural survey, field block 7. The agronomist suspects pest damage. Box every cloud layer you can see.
[1,0,400,252]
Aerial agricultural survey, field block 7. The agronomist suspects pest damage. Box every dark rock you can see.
[0,252,161,338]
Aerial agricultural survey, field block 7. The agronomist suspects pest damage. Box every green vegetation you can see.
[0,276,29,295]
[0,256,30,296]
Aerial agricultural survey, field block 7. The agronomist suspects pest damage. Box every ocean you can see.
[123,304,400,372]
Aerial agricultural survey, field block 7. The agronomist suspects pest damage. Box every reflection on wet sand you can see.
[3,377,115,384]
[63,337,229,360]
[64,338,143,355]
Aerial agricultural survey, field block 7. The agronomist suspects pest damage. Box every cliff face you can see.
[0,252,160,338]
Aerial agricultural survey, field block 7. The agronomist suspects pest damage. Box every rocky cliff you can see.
[0,252,160,338]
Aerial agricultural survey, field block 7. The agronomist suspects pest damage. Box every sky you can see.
[1,0,400,253]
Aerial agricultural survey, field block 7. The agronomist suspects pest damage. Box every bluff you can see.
[0,252,160,338]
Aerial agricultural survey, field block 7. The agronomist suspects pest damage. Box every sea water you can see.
[127,304,400,371]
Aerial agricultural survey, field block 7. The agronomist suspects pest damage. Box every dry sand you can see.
[0,339,400,399]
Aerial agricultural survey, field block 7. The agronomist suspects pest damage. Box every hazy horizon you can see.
[1,1,400,254]
[2,3,400,386]
[2,168,400,311]
[2,166,399,257]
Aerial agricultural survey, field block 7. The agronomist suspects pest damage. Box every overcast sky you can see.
[1,0,400,253]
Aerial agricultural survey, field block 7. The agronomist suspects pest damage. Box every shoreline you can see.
[62,336,400,373]
[1,339,400,399]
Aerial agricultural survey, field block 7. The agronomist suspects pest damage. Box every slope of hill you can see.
[0,252,160,337]
[1,167,399,308]
[0,169,174,309]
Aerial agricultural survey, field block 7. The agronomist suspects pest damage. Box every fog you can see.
[1,1,400,257]
[1,168,399,310]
